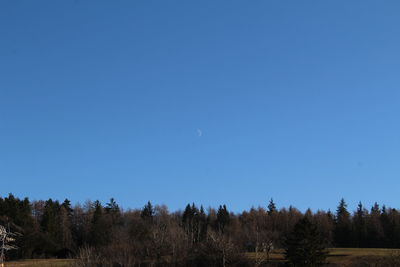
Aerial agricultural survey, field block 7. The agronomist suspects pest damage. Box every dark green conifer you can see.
[268,198,277,215]
[141,201,154,220]
[334,198,351,247]
[216,205,230,233]
[285,217,327,267]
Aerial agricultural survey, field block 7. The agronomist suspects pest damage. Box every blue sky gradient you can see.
[1,1,400,212]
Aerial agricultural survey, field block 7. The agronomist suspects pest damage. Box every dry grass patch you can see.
[247,248,400,265]
[6,259,74,267]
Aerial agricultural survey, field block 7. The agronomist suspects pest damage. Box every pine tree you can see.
[105,198,121,224]
[182,203,195,243]
[141,201,154,220]
[182,204,193,228]
[285,217,327,267]
[59,204,74,254]
[41,199,62,251]
[61,199,73,216]
[334,198,351,247]
[367,202,384,247]
[198,205,208,242]
[353,201,367,247]
[216,205,230,233]
[267,198,277,215]
[380,205,391,247]
[89,200,109,247]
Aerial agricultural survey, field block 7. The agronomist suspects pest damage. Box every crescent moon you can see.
[197,129,202,137]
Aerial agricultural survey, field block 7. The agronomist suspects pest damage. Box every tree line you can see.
[1,193,400,266]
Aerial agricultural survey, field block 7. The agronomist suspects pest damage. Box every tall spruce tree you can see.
[367,202,383,247]
[353,201,367,247]
[268,198,277,215]
[285,217,327,267]
[334,198,352,247]
[105,198,121,225]
[141,201,154,220]
[216,205,230,233]
[89,201,109,247]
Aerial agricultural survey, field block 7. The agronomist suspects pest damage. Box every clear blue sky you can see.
[1,1,400,212]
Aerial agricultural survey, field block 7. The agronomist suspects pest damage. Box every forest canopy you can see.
[1,194,399,265]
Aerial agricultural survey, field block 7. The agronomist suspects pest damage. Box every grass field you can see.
[6,248,400,266]
[5,259,73,267]
[248,248,400,265]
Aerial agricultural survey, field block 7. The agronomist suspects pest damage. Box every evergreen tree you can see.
[59,204,74,254]
[182,203,207,243]
[41,199,62,251]
[367,202,384,247]
[353,201,367,247]
[198,205,208,242]
[105,198,121,224]
[141,201,154,220]
[380,205,391,247]
[386,208,400,248]
[285,217,327,267]
[216,205,230,233]
[89,201,109,247]
[61,199,73,216]
[268,198,277,215]
[182,204,193,227]
[182,203,195,243]
[334,198,351,247]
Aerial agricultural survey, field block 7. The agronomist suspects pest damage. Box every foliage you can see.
[2,194,400,265]
[285,217,327,267]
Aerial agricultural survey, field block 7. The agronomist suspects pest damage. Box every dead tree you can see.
[0,225,18,267]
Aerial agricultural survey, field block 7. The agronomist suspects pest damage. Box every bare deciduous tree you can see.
[0,225,18,267]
